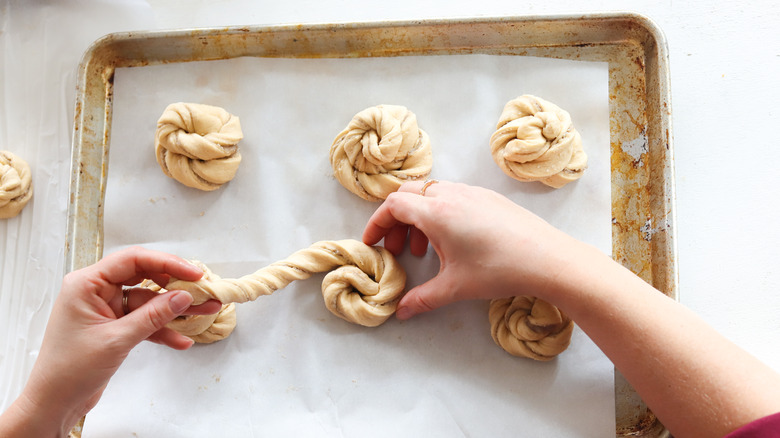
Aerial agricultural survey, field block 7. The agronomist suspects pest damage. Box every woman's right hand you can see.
[362,180,591,319]
[365,181,780,438]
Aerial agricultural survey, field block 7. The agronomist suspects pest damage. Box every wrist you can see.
[7,373,84,438]
[0,391,73,438]
[536,237,617,310]
[543,238,657,325]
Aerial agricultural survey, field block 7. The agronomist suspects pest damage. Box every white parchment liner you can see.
[86,54,614,437]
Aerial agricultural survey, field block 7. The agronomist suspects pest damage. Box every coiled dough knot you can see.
[166,239,407,333]
[330,105,433,201]
[490,95,587,188]
[141,261,237,344]
[489,296,574,361]
[155,102,243,191]
[0,151,33,219]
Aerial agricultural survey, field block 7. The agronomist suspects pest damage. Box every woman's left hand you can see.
[0,246,221,436]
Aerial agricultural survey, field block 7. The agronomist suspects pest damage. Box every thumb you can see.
[117,290,193,345]
[395,275,455,320]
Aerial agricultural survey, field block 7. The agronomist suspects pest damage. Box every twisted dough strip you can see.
[490,95,587,188]
[489,296,574,361]
[0,151,33,219]
[155,102,243,191]
[166,239,407,329]
[141,261,237,344]
[330,105,432,201]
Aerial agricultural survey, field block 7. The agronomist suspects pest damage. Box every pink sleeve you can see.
[723,411,780,438]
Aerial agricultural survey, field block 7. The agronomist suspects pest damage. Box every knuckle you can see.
[411,292,436,313]
[143,303,173,330]
[60,270,98,300]
[126,245,145,254]
[61,271,79,290]
[384,192,404,209]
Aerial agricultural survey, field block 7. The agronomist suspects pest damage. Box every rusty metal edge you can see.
[65,12,676,437]
[630,13,677,301]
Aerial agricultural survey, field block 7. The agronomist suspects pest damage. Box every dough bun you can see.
[330,105,432,201]
[0,151,33,219]
[155,102,243,191]
[490,95,587,188]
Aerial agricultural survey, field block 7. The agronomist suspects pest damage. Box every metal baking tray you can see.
[66,13,676,437]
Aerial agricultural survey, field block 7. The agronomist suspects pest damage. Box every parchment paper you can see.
[85,54,613,437]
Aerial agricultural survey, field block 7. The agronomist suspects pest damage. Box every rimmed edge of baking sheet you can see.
[66,12,677,437]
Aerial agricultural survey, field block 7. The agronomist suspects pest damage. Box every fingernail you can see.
[396,306,413,320]
[170,291,193,314]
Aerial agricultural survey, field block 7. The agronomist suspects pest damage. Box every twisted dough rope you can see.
[155,102,243,191]
[160,240,406,343]
[0,151,33,219]
[490,95,587,188]
[147,240,571,358]
[141,261,237,344]
[489,295,574,361]
[330,105,433,201]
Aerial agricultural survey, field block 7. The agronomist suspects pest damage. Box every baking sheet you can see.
[83,54,613,436]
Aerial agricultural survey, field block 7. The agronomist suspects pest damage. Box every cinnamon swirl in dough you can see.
[490,95,587,188]
[155,103,243,191]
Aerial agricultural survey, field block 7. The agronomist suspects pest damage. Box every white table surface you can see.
[1,0,778,427]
